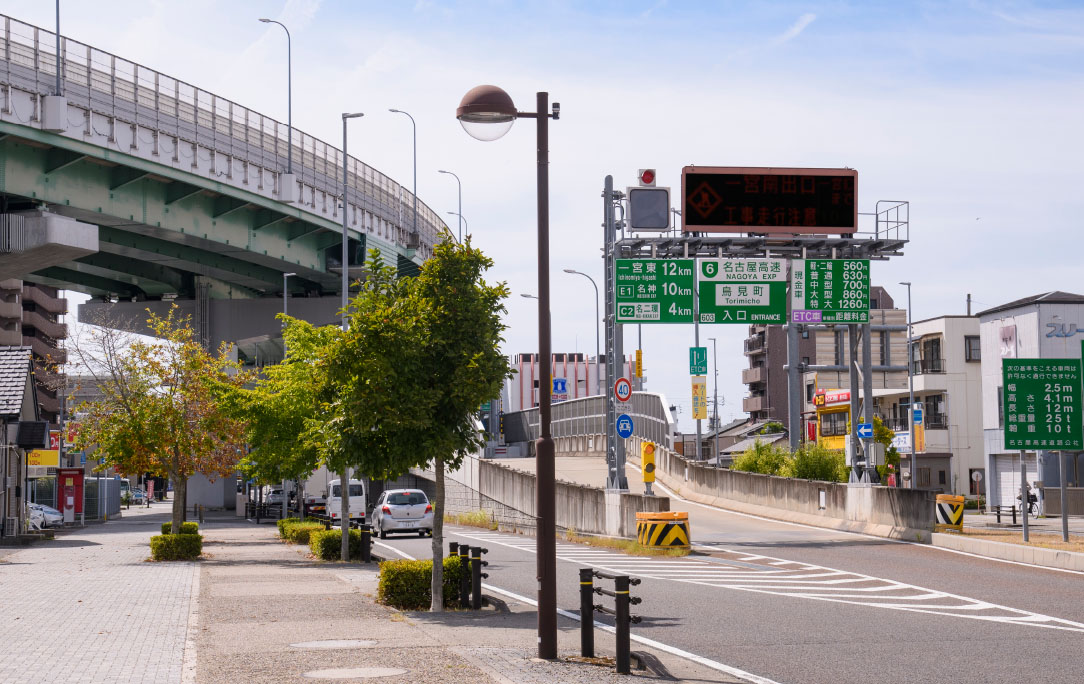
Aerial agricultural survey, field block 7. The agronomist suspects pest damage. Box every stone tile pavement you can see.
[0,504,195,684]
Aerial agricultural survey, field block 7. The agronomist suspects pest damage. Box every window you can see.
[806,383,815,402]
[801,356,810,367]
[879,331,890,366]
[821,411,848,437]
[965,335,980,362]
[834,329,846,366]
[331,484,364,497]
[938,470,947,485]
[997,386,1004,428]
[388,492,427,506]
[802,330,809,339]
[918,468,931,488]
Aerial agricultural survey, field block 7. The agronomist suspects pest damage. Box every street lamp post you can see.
[563,269,600,395]
[520,293,538,300]
[259,18,293,176]
[282,270,296,521]
[446,211,468,238]
[341,113,364,330]
[388,109,418,242]
[458,85,559,660]
[438,170,463,242]
[709,337,719,466]
[900,281,915,489]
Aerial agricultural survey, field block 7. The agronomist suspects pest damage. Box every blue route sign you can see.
[913,407,923,424]
[857,423,873,439]
[617,414,634,439]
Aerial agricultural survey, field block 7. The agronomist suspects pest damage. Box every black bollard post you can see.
[470,546,489,610]
[449,541,459,556]
[615,575,631,675]
[360,524,371,563]
[579,567,594,658]
[458,545,471,607]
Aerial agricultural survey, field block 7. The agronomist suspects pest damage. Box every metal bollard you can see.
[449,541,459,556]
[579,567,594,658]
[615,575,631,674]
[470,546,489,610]
[359,524,371,563]
[1012,505,1017,525]
[458,545,471,607]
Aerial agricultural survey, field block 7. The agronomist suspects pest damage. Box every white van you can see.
[326,479,366,526]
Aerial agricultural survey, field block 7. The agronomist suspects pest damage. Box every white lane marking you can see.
[644,467,1084,577]
[453,530,1084,634]
[479,583,784,684]
[375,541,416,560]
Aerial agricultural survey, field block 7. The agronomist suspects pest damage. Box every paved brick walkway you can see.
[0,505,195,684]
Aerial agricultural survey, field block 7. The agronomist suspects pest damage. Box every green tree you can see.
[71,307,252,535]
[235,318,342,513]
[731,439,790,476]
[872,415,900,482]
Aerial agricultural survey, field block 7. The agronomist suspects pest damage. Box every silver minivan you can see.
[372,489,433,538]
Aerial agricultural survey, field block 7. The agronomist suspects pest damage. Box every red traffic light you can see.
[639,169,656,186]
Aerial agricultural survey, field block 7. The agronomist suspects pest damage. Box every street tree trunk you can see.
[340,468,350,562]
[430,453,445,612]
[170,473,185,535]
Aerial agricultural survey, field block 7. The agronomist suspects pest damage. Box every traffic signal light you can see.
[641,442,656,483]
[627,186,670,231]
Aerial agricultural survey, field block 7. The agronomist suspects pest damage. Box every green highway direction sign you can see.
[1002,358,1083,451]
[689,346,707,375]
[615,259,695,323]
[790,259,870,324]
[698,258,787,324]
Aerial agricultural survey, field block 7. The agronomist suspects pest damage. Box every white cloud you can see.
[772,12,817,46]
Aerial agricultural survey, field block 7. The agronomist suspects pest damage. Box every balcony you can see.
[0,300,21,319]
[22,285,68,315]
[742,366,765,384]
[23,335,67,364]
[744,336,766,355]
[0,326,21,345]
[743,396,765,413]
[23,310,68,340]
[912,357,944,374]
[926,413,949,430]
[885,418,908,432]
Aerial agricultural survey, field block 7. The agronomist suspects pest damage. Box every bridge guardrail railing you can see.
[502,391,674,450]
[0,14,445,258]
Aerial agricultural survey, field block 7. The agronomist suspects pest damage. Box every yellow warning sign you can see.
[635,349,643,378]
[691,376,707,420]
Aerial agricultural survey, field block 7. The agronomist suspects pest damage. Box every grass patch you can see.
[444,510,498,530]
[960,528,1084,553]
[564,528,689,557]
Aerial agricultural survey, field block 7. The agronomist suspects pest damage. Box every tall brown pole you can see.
[534,90,557,659]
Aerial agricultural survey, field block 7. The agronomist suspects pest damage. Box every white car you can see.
[326,479,366,526]
[28,503,63,529]
[371,489,433,538]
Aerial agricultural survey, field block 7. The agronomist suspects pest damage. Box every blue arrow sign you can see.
[617,414,634,439]
[913,407,923,424]
[857,422,873,439]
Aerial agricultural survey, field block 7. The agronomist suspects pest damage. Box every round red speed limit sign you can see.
[614,377,632,402]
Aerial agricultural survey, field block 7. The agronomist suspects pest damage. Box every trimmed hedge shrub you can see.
[150,533,203,561]
[284,522,325,545]
[309,528,363,560]
[161,522,199,535]
[378,556,467,610]
[278,517,323,538]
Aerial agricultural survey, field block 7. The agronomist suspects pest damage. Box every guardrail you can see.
[0,14,446,257]
[502,391,673,451]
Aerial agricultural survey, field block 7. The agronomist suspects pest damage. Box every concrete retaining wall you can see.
[645,445,936,538]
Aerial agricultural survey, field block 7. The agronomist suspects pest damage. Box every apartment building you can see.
[0,280,67,423]
[877,315,983,494]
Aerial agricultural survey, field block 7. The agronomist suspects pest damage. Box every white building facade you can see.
[979,292,1084,508]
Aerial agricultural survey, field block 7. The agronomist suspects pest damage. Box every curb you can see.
[931,532,1084,571]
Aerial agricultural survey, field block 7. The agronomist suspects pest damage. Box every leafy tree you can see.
[731,440,790,475]
[758,421,785,435]
[71,307,252,535]
[235,318,341,514]
[786,444,848,482]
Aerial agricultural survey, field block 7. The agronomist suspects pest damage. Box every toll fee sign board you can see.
[615,259,695,323]
[1002,359,1082,451]
[790,259,870,324]
[681,166,857,235]
[698,258,787,324]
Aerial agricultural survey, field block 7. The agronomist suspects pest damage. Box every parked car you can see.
[371,489,433,539]
[28,503,63,529]
[326,479,366,526]
[266,488,287,506]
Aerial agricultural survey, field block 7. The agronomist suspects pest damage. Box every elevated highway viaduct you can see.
[0,14,446,360]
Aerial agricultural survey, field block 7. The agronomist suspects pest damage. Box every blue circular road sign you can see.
[617,414,634,439]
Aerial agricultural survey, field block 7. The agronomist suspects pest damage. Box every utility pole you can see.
[710,337,719,466]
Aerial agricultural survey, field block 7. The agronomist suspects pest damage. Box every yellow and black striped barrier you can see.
[636,511,690,548]
[935,494,965,532]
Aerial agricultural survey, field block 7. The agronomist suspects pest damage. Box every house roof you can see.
[0,347,34,417]
[976,291,1084,318]
[721,432,788,455]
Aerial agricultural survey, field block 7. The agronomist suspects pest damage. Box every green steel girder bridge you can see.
[0,14,448,362]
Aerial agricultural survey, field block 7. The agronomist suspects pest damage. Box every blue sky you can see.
[5,0,1083,429]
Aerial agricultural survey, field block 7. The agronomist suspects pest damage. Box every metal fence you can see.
[83,477,121,519]
[503,392,673,449]
[0,14,446,257]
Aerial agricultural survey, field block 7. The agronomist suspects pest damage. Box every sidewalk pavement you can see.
[197,513,743,683]
[0,502,194,684]
[964,509,1084,535]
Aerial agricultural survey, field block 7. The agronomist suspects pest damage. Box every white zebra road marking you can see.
[453,530,1084,634]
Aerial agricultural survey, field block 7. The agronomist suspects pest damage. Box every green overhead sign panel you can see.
[615,259,695,323]
[1002,359,1083,451]
[790,259,870,324]
[698,258,787,324]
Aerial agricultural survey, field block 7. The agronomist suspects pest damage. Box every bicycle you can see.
[1016,492,1040,519]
